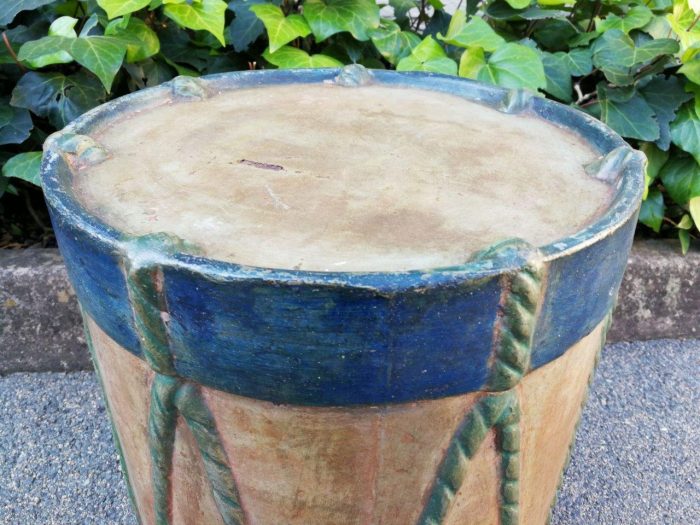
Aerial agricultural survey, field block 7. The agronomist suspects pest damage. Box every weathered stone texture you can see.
[0,249,87,373]
[607,240,700,342]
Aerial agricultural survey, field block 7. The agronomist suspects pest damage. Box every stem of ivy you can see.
[579,97,598,108]
[663,217,699,238]
[2,32,26,72]
[525,20,539,38]
[410,0,428,32]
[634,55,669,81]
[281,0,292,16]
[586,0,601,33]
[574,82,596,105]
[688,12,700,32]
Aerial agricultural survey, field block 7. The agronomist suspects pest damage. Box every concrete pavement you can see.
[1,338,698,524]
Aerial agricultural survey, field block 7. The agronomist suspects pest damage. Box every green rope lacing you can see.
[124,234,246,525]
[417,239,545,525]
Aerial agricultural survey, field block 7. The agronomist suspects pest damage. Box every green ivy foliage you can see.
[1,0,699,251]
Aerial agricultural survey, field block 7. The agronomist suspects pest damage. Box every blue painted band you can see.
[41,69,644,406]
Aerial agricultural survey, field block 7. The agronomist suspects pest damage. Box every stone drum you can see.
[41,66,644,525]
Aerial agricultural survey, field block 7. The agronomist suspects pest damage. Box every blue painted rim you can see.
[42,68,645,291]
[40,69,644,405]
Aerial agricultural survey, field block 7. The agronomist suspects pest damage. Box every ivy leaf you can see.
[0,24,45,65]
[486,1,569,21]
[634,38,680,62]
[250,4,311,53]
[303,0,381,42]
[322,32,371,63]
[595,5,653,33]
[105,17,160,63]
[370,21,420,65]
[0,105,32,146]
[159,23,211,71]
[262,46,343,68]
[667,0,700,51]
[124,59,175,89]
[638,189,665,233]
[477,43,546,91]
[1,152,42,187]
[504,0,530,9]
[679,55,700,84]
[0,105,11,128]
[0,0,56,25]
[660,155,700,205]
[424,9,450,39]
[640,76,693,150]
[227,0,280,52]
[458,46,486,78]
[689,195,700,228]
[679,229,691,255]
[640,141,669,198]
[17,16,78,69]
[678,214,694,229]
[79,14,101,37]
[17,36,74,69]
[569,30,599,49]
[389,0,417,25]
[11,71,105,129]
[560,47,592,76]
[164,0,228,46]
[97,0,151,19]
[597,83,659,141]
[68,37,127,91]
[541,51,571,102]
[592,29,678,85]
[50,16,80,37]
[671,103,700,163]
[396,36,458,75]
[438,13,505,52]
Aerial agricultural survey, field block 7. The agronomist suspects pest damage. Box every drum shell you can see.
[41,68,644,525]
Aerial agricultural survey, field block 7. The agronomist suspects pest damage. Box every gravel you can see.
[0,338,698,525]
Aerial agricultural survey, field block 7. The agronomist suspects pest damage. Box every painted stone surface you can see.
[72,84,612,273]
[86,314,606,525]
[41,67,644,525]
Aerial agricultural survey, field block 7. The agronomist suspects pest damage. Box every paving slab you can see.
[0,338,698,525]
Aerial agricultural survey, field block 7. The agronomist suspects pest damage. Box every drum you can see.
[41,66,644,525]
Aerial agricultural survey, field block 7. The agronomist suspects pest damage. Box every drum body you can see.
[41,68,644,525]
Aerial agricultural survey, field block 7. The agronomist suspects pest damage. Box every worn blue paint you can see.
[163,269,501,405]
[41,68,645,407]
[531,213,638,368]
[51,209,143,357]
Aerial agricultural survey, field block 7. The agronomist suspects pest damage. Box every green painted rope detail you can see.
[418,239,544,525]
[80,308,144,525]
[417,390,519,525]
[175,383,247,525]
[147,376,247,525]
[124,235,183,376]
[124,234,246,525]
[149,375,179,525]
[474,239,545,391]
[497,396,521,525]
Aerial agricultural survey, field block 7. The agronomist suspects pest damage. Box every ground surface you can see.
[0,338,698,525]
